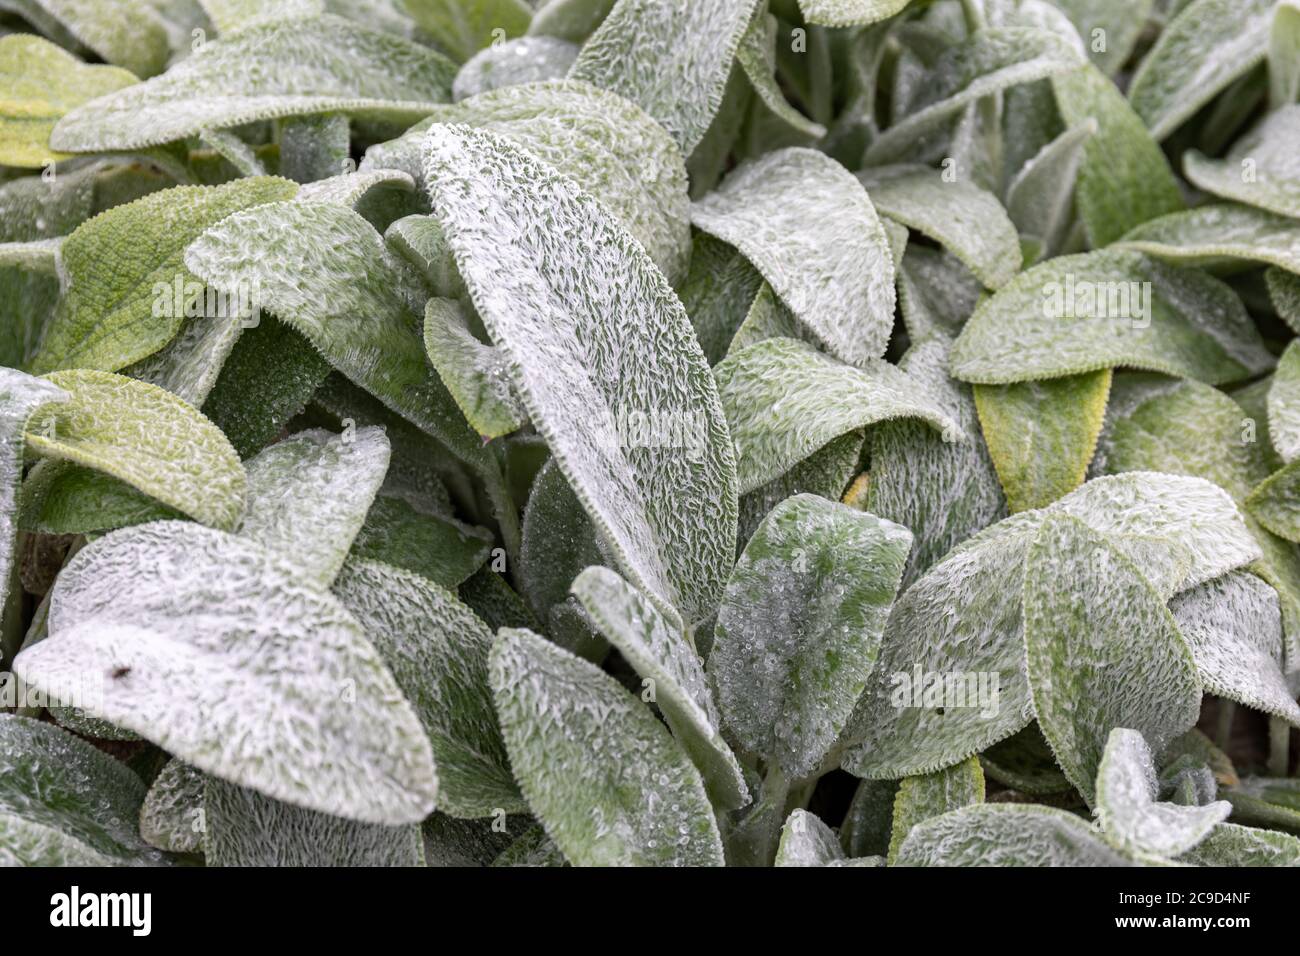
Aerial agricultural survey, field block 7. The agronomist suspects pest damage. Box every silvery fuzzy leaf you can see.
[572,566,747,810]
[711,494,913,781]
[1024,515,1202,804]
[333,558,524,818]
[518,458,607,624]
[0,34,138,168]
[692,148,896,368]
[887,756,984,864]
[424,296,527,439]
[488,627,725,866]
[185,198,490,473]
[350,494,493,590]
[124,307,244,407]
[1127,0,1276,141]
[30,177,298,376]
[725,282,804,359]
[1005,119,1094,263]
[774,809,845,866]
[12,0,169,77]
[1095,728,1230,858]
[736,11,826,144]
[0,713,165,866]
[1247,461,1300,544]
[950,250,1272,386]
[527,0,613,41]
[0,369,68,608]
[423,124,736,626]
[1179,822,1300,866]
[139,759,205,854]
[796,0,912,27]
[980,722,1073,795]
[400,0,531,63]
[868,339,1007,591]
[568,0,762,155]
[973,369,1112,513]
[19,461,177,535]
[15,521,438,825]
[199,316,332,461]
[197,0,324,34]
[203,778,423,866]
[895,803,1134,866]
[715,338,958,495]
[1170,572,1300,726]
[294,168,415,209]
[678,231,764,367]
[739,430,863,553]
[422,810,531,865]
[896,245,983,342]
[1050,0,1154,75]
[396,80,692,284]
[1267,267,1300,335]
[1185,108,1300,218]
[1051,63,1184,247]
[840,778,898,858]
[1268,339,1300,464]
[51,15,456,152]
[843,473,1260,779]
[857,165,1021,290]
[452,36,578,101]
[1116,204,1300,275]
[865,27,1084,165]
[491,824,569,866]
[237,426,390,589]
[28,369,246,530]
[459,567,539,635]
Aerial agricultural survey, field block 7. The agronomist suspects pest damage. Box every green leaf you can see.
[452,36,578,102]
[979,722,1072,795]
[1095,728,1230,858]
[1005,119,1095,262]
[124,307,244,408]
[737,12,826,144]
[1170,572,1300,726]
[0,714,164,865]
[28,369,246,530]
[865,27,1084,165]
[896,803,1133,866]
[1051,63,1184,247]
[1127,0,1276,141]
[1179,821,1300,865]
[200,316,333,461]
[712,494,914,781]
[491,824,569,866]
[1269,339,1300,465]
[693,148,895,367]
[1271,0,1300,107]
[678,232,764,366]
[334,558,524,818]
[950,250,1272,386]
[1224,777,1300,833]
[1267,267,1300,335]
[858,165,1021,290]
[568,0,762,155]
[867,338,1006,590]
[887,757,984,865]
[0,34,137,168]
[1247,462,1300,543]
[1185,108,1300,218]
[739,430,863,552]
[897,245,983,342]
[401,0,532,62]
[16,0,169,77]
[50,15,456,152]
[974,369,1112,512]
[139,759,205,855]
[204,778,423,866]
[572,566,748,810]
[796,0,912,28]
[517,458,605,622]
[1024,514,1202,803]
[423,297,527,439]
[185,199,489,471]
[30,177,298,375]
[19,461,177,535]
[715,338,958,494]
[237,427,390,589]
[1050,0,1153,75]
[840,778,898,858]
[488,627,725,866]
[726,282,803,357]
[843,473,1260,779]
[15,521,438,824]
[1116,203,1300,275]
[423,124,737,626]
[197,0,325,34]
[349,494,493,589]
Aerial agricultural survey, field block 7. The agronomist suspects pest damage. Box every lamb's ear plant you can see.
[3,0,1300,869]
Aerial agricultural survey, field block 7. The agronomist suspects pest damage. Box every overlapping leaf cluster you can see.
[2,0,1300,868]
